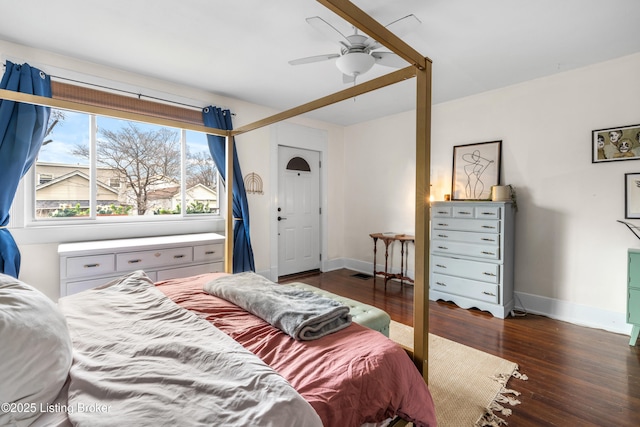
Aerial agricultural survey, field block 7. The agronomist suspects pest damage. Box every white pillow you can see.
[0,274,72,427]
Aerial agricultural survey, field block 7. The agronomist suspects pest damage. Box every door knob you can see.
[278,216,287,221]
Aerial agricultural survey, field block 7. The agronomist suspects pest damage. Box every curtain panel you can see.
[202,106,255,273]
[0,61,52,277]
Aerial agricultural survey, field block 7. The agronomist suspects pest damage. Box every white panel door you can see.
[278,146,320,276]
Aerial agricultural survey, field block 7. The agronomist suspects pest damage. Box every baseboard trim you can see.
[329,257,631,336]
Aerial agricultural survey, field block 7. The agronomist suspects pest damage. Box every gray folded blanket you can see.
[203,272,352,341]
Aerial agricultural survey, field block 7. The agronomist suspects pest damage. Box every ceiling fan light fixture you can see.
[336,52,375,76]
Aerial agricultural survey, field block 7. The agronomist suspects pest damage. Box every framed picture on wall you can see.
[592,123,640,163]
[451,140,502,200]
[625,173,640,219]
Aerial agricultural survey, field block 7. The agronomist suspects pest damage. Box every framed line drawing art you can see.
[451,140,502,200]
[625,172,640,219]
[592,123,640,163]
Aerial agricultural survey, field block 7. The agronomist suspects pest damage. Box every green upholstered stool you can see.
[284,282,391,337]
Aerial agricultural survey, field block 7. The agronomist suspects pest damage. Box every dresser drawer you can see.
[475,206,501,219]
[66,254,115,279]
[431,229,499,245]
[432,273,499,304]
[116,246,193,271]
[432,206,452,217]
[432,218,500,233]
[156,262,223,281]
[432,255,499,283]
[431,240,500,260]
[194,243,223,262]
[452,206,475,218]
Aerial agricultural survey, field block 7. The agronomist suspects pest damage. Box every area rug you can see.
[389,320,527,426]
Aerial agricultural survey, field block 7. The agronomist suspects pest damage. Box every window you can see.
[33,108,219,221]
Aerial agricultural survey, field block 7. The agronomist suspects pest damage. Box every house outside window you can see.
[34,108,219,221]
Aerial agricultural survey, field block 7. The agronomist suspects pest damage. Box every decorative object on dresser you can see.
[451,140,502,200]
[369,232,415,289]
[58,233,225,297]
[430,201,515,318]
[627,249,640,345]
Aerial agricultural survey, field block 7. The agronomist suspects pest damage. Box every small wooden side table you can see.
[369,233,415,290]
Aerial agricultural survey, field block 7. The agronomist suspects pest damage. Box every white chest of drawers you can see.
[429,201,515,318]
[59,233,225,297]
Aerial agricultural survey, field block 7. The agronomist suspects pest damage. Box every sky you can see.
[38,108,211,165]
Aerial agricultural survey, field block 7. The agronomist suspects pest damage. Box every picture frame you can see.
[451,140,502,200]
[592,123,640,163]
[625,173,640,219]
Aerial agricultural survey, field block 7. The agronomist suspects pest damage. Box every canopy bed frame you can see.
[0,0,432,380]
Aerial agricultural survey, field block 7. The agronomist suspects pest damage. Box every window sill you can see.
[11,216,225,245]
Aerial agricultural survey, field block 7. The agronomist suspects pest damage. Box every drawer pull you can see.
[435,281,447,287]
[481,251,496,256]
[437,211,449,214]
[205,250,216,255]
[481,238,496,242]
[481,225,496,229]
[483,272,497,277]
[437,234,449,238]
[480,212,495,216]
[173,254,185,259]
[128,259,142,264]
[437,223,449,227]
[84,263,100,268]
[459,211,471,215]
[483,291,496,296]
[437,246,449,250]
[435,264,447,268]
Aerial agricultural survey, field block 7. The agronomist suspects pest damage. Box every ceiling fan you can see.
[289,14,421,83]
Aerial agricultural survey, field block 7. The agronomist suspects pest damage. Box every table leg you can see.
[384,240,390,290]
[400,241,405,287]
[372,237,378,285]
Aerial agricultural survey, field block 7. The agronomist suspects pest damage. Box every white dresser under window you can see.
[429,201,515,318]
[59,233,225,297]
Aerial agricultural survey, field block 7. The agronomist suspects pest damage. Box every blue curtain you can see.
[0,61,51,277]
[202,106,255,273]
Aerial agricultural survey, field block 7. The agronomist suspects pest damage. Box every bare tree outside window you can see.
[74,122,181,215]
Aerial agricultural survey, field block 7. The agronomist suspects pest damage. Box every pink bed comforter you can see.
[156,273,436,427]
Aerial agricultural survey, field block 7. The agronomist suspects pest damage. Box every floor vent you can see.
[351,272,372,280]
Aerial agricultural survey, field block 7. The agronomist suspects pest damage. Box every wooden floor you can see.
[279,269,640,427]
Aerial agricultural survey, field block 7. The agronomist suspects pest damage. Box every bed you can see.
[1,271,436,427]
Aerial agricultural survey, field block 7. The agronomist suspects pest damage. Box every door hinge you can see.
[319,207,322,214]
[319,160,322,168]
[319,253,322,261]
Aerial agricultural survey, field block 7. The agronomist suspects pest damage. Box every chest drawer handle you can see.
[437,223,449,227]
[481,251,496,256]
[459,211,471,215]
[205,250,216,255]
[483,272,496,276]
[84,263,100,268]
[481,238,496,242]
[435,264,447,268]
[480,212,495,216]
[437,246,449,250]
[483,291,496,296]
[128,259,142,264]
[481,225,496,229]
[435,281,447,287]
[437,234,449,238]
[173,254,186,259]
[437,211,449,215]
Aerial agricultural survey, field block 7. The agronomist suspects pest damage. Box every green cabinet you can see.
[628,249,640,345]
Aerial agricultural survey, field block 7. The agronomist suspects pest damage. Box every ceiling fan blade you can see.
[288,53,340,66]
[306,16,351,47]
[365,14,422,50]
[371,52,407,68]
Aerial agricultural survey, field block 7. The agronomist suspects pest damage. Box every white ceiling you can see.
[1,0,640,126]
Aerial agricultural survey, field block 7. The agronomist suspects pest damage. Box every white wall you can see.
[342,52,640,334]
